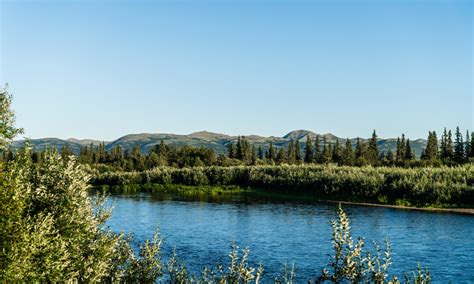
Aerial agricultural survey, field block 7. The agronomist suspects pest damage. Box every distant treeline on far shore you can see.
[5,127,474,171]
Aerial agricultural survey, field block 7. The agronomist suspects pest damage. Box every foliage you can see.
[317,205,431,284]
[0,149,165,282]
[0,86,23,150]
[93,164,474,207]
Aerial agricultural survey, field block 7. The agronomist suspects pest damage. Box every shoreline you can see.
[95,183,474,215]
[325,200,474,215]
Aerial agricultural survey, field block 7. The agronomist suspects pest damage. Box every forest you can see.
[5,127,474,172]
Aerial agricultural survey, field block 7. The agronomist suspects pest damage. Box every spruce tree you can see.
[400,134,406,160]
[61,143,73,159]
[276,148,286,164]
[294,139,302,163]
[257,146,264,160]
[332,140,343,165]
[454,127,464,163]
[440,128,447,159]
[236,136,242,160]
[386,150,394,164]
[314,135,321,163]
[368,130,379,165]
[422,131,439,160]
[396,137,402,161]
[465,131,471,161]
[322,137,332,164]
[304,136,314,163]
[470,131,474,159]
[240,136,252,163]
[342,138,355,165]
[405,139,414,160]
[227,142,235,159]
[287,140,296,164]
[355,138,363,160]
[267,142,275,161]
[446,130,453,161]
[396,134,407,161]
[251,145,257,165]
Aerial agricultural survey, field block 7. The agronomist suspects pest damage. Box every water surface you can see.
[106,193,474,283]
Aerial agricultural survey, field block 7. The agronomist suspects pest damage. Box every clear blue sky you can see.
[1,0,472,141]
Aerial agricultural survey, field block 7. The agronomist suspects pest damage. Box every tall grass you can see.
[92,164,474,207]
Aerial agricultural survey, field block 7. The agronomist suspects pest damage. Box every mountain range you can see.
[12,130,428,158]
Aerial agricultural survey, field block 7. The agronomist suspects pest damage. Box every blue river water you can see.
[105,193,474,283]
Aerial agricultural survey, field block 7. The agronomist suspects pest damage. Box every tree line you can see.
[4,128,473,171]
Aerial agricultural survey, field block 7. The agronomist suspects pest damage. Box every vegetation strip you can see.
[92,164,474,209]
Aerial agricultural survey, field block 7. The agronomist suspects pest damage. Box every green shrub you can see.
[92,164,474,207]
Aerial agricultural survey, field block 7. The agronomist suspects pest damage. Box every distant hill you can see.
[12,130,428,158]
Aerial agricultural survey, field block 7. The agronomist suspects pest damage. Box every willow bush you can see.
[93,164,474,207]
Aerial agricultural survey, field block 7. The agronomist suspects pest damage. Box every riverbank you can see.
[325,200,474,215]
[93,182,474,214]
[92,164,474,209]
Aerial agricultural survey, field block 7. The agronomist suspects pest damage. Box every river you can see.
[105,192,474,283]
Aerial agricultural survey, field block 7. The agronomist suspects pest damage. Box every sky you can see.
[1,0,472,141]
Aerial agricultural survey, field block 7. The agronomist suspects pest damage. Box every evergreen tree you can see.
[440,128,448,159]
[88,142,95,163]
[31,146,41,164]
[257,146,264,160]
[276,148,286,164]
[322,137,332,164]
[111,145,124,162]
[355,138,363,160]
[422,131,439,160]
[396,137,402,161]
[236,137,242,160]
[251,145,257,165]
[304,136,314,163]
[367,130,379,165]
[396,134,407,161]
[61,143,74,159]
[470,131,474,159]
[465,131,471,161]
[287,140,296,164]
[267,142,275,161]
[386,150,394,164]
[342,138,355,166]
[314,135,321,163]
[154,140,169,165]
[294,139,302,163]
[332,140,343,165]
[227,142,235,159]
[146,152,160,168]
[240,136,252,163]
[454,126,464,163]
[446,130,454,161]
[405,139,414,160]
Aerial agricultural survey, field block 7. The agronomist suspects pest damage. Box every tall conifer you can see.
[314,135,321,163]
[295,139,302,163]
[342,138,355,165]
[368,130,379,165]
[287,140,296,164]
[304,136,314,163]
[454,127,464,163]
